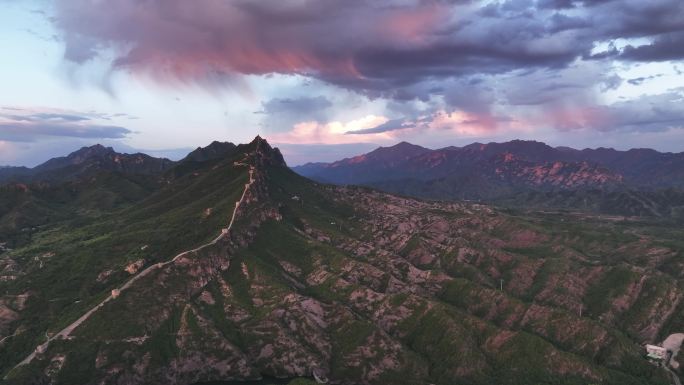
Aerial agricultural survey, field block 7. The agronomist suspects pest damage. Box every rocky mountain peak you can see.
[248,136,287,168]
[27,144,174,178]
[67,144,115,161]
[34,145,118,172]
[73,144,116,157]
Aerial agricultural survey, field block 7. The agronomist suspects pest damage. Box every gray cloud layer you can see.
[0,108,132,142]
[258,96,333,132]
[48,0,684,135]
[51,0,684,92]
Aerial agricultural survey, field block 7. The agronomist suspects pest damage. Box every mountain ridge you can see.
[1,137,683,385]
[182,141,238,163]
[293,139,684,198]
[0,144,176,184]
[296,140,684,172]
[0,139,264,185]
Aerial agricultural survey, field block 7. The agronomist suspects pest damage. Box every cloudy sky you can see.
[1,0,684,166]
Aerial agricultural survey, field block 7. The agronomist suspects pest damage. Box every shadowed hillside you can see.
[1,138,682,384]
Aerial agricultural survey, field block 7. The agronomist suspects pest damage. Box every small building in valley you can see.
[646,344,669,361]
[111,289,121,299]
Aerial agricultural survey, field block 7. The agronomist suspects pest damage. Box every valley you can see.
[0,138,683,384]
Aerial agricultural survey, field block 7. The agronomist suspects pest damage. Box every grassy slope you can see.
[275,170,677,384]
[0,153,249,374]
[3,162,683,384]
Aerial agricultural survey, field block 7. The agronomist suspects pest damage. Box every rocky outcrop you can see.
[3,138,678,385]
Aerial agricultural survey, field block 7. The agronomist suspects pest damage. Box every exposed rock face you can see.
[248,136,288,168]
[491,154,624,189]
[2,138,681,385]
[293,139,684,204]
[125,260,146,275]
[0,301,19,337]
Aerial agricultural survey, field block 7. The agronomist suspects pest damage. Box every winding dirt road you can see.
[9,164,255,372]
[0,332,17,345]
[666,367,682,385]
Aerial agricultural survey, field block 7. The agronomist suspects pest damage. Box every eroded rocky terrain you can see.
[1,139,683,385]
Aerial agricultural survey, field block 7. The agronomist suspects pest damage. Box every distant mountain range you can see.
[294,140,684,190]
[4,140,684,221]
[3,137,683,385]
[0,142,241,184]
[293,140,684,219]
[0,142,244,250]
[0,145,174,183]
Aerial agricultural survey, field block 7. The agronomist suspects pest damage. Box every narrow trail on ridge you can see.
[9,163,256,372]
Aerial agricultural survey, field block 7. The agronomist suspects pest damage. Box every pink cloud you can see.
[0,141,17,162]
[543,106,612,131]
[428,110,502,136]
[379,5,447,44]
[267,115,393,145]
[54,0,445,87]
[268,109,521,146]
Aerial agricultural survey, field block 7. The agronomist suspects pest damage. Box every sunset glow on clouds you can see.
[1,0,684,165]
[268,109,533,146]
[0,141,14,158]
[268,115,392,145]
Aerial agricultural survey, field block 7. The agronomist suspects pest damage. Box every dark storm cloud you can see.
[48,0,684,136]
[536,0,576,9]
[50,0,684,101]
[37,2,595,87]
[620,32,684,62]
[603,0,684,38]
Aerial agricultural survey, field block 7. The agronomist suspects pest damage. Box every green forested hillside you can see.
[1,139,682,385]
